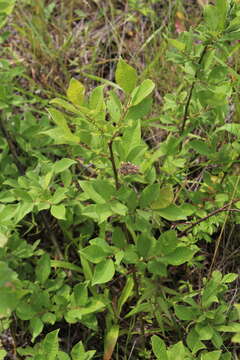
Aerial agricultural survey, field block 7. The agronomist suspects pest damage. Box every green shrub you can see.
[0,0,240,359]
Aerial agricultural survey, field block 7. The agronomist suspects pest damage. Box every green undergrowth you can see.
[0,0,240,359]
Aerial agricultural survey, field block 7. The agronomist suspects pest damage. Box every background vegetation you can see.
[0,1,240,359]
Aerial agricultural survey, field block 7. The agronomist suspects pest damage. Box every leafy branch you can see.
[180,45,209,135]
[0,112,63,259]
[179,199,240,237]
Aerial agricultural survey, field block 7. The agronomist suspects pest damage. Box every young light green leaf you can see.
[0,261,18,287]
[35,253,51,284]
[115,58,137,94]
[66,299,105,321]
[0,232,7,248]
[80,245,107,264]
[137,233,154,258]
[216,123,240,137]
[50,98,80,113]
[189,140,213,157]
[151,335,168,360]
[30,317,44,342]
[222,273,238,283]
[195,324,214,340]
[216,323,240,332]
[125,96,153,121]
[16,301,37,322]
[150,185,174,210]
[44,108,79,144]
[14,202,34,224]
[157,230,178,255]
[73,283,88,307]
[107,90,122,123]
[41,312,56,325]
[58,351,70,360]
[139,183,160,208]
[51,187,67,205]
[201,350,222,360]
[215,0,228,31]
[48,108,69,129]
[187,329,206,354]
[61,169,72,187]
[89,85,105,111]
[42,329,59,360]
[81,203,113,223]
[147,260,167,277]
[156,203,195,221]
[79,180,107,204]
[71,341,96,360]
[0,0,16,29]
[0,350,7,360]
[168,38,186,51]
[110,201,128,216]
[92,259,115,285]
[122,119,141,159]
[174,304,198,321]
[125,302,152,318]
[50,204,66,220]
[163,247,196,266]
[131,79,155,106]
[201,275,221,308]
[51,260,82,273]
[168,342,186,360]
[112,227,126,248]
[40,127,79,145]
[231,332,240,343]
[117,276,134,316]
[67,78,85,107]
[53,158,77,174]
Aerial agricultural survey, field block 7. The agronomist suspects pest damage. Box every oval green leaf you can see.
[92,259,115,285]
[115,58,137,94]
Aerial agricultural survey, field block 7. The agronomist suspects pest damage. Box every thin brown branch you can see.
[179,199,240,237]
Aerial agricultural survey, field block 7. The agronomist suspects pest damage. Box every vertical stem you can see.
[108,139,120,190]
[180,45,208,135]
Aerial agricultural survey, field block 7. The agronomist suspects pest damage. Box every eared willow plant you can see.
[0,0,240,359]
